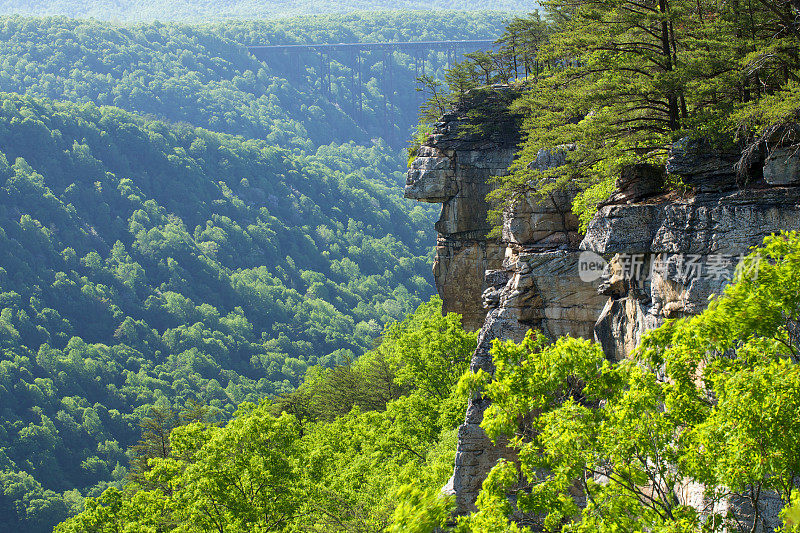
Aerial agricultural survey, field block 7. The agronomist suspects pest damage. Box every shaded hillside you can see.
[0,12,516,532]
[0,93,434,531]
[0,13,509,147]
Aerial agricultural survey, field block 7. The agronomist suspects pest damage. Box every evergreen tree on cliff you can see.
[487,0,800,229]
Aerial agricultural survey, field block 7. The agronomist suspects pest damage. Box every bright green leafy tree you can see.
[464,231,800,532]
[54,297,477,532]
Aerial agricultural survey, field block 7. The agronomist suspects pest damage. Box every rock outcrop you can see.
[404,88,522,331]
[586,186,800,361]
[406,94,800,521]
[764,146,800,185]
[445,146,609,513]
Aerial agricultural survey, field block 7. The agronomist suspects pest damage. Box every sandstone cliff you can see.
[404,88,521,331]
[405,94,800,519]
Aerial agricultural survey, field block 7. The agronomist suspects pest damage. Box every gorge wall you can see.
[405,92,800,521]
[404,88,521,331]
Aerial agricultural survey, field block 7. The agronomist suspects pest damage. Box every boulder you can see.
[606,163,666,204]
[666,137,738,192]
[763,146,800,185]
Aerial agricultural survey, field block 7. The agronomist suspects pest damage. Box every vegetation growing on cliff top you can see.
[506,0,800,230]
[419,1,800,231]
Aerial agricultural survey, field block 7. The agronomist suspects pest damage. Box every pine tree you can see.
[490,0,800,230]
[497,13,550,80]
[128,406,178,488]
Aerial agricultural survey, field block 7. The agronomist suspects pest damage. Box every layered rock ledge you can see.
[404,88,522,331]
[406,97,800,519]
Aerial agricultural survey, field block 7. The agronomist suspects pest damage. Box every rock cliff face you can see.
[445,157,610,513]
[587,186,800,362]
[406,97,800,519]
[404,88,521,331]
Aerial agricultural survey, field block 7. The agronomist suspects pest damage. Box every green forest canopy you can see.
[0,11,511,532]
[0,92,430,531]
[0,12,511,148]
[53,232,800,532]
[54,296,476,533]
[6,1,800,531]
[0,1,535,22]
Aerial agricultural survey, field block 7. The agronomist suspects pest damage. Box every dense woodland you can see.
[0,94,434,530]
[4,0,800,532]
[0,13,511,147]
[56,233,800,533]
[0,10,509,532]
[55,297,476,532]
[0,1,534,22]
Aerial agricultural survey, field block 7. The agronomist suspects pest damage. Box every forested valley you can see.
[4,0,800,532]
[0,9,513,531]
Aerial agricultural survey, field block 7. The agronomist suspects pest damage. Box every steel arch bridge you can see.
[247,40,497,141]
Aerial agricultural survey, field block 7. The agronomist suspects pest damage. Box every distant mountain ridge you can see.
[0,1,534,21]
[0,13,510,148]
